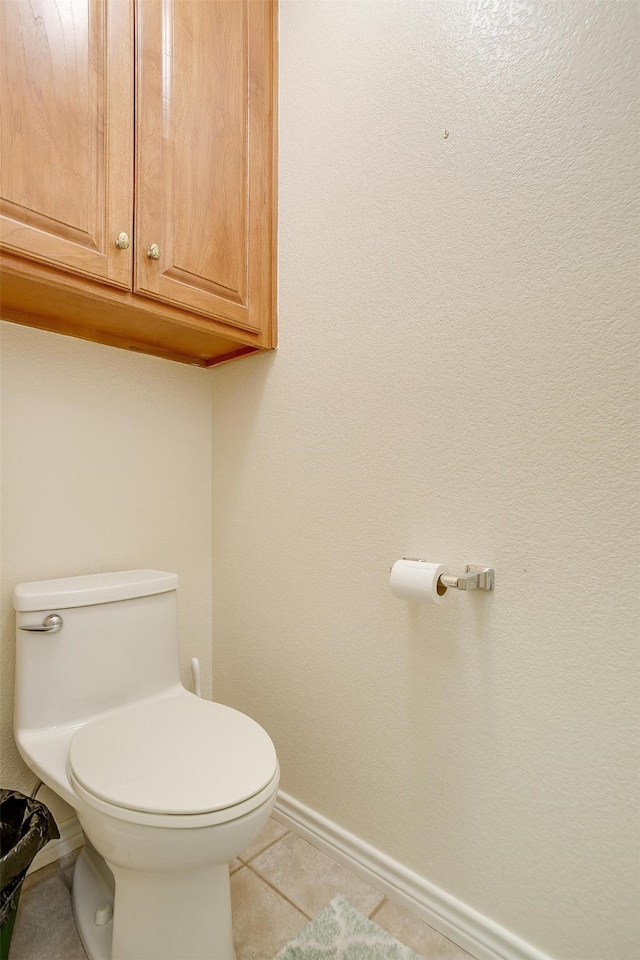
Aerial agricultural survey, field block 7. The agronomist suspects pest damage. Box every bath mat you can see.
[275,895,423,959]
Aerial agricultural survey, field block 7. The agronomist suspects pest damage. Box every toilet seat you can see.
[67,690,279,827]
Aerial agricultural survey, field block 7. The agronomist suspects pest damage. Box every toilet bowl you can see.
[13,570,279,960]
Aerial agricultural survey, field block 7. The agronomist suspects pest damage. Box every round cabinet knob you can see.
[147,244,161,261]
[115,232,130,250]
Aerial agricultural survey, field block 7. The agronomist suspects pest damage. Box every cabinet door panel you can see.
[136,0,274,334]
[0,0,133,287]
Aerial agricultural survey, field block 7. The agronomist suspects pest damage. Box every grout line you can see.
[368,897,388,921]
[239,825,289,865]
[245,863,313,921]
[246,823,389,922]
[22,862,61,893]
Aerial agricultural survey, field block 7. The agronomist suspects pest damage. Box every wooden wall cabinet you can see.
[0,0,276,367]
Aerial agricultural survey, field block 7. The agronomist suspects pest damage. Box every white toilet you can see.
[13,570,279,960]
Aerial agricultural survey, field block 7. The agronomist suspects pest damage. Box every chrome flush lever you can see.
[19,614,63,633]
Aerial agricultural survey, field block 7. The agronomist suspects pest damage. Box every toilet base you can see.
[109,859,235,960]
[73,841,237,960]
[72,844,115,960]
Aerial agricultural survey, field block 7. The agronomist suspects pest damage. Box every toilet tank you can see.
[14,570,182,733]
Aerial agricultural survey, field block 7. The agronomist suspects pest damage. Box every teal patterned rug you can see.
[275,895,423,960]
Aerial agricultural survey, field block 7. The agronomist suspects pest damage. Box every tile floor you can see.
[11,818,475,960]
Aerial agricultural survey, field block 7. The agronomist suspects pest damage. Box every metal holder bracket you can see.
[440,565,495,592]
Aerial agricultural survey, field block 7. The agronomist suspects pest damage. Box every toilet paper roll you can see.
[389,559,451,604]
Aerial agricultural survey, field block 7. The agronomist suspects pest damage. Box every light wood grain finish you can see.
[135,0,275,335]
[0,0,134,287]
[0,0,276,366]
[0,255,262,367]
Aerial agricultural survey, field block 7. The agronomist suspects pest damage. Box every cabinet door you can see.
[135,0,275,335]
[0,0,134,287]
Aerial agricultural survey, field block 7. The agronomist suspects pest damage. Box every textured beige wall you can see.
[1,322,212,824]
[212,3,639,959]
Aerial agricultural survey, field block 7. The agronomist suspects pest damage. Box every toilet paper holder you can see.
[403,560,495,592]
[440,565,494,592]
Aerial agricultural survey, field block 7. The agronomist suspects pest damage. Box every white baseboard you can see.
[27,814,84,875]
[273,792,553,960]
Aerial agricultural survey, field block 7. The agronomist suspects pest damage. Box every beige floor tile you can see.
[11,873,88,960]
[231,866,308,960]
[230,857,244,873]
[23,848,82,898]
[371,898,475,960]
[239,816,288,862]
[250,832,384,919]
[22,862,58,893]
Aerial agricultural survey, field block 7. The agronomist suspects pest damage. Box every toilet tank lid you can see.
[14,570,179,611]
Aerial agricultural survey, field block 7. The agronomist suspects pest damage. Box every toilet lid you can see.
[68,693,278,816]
